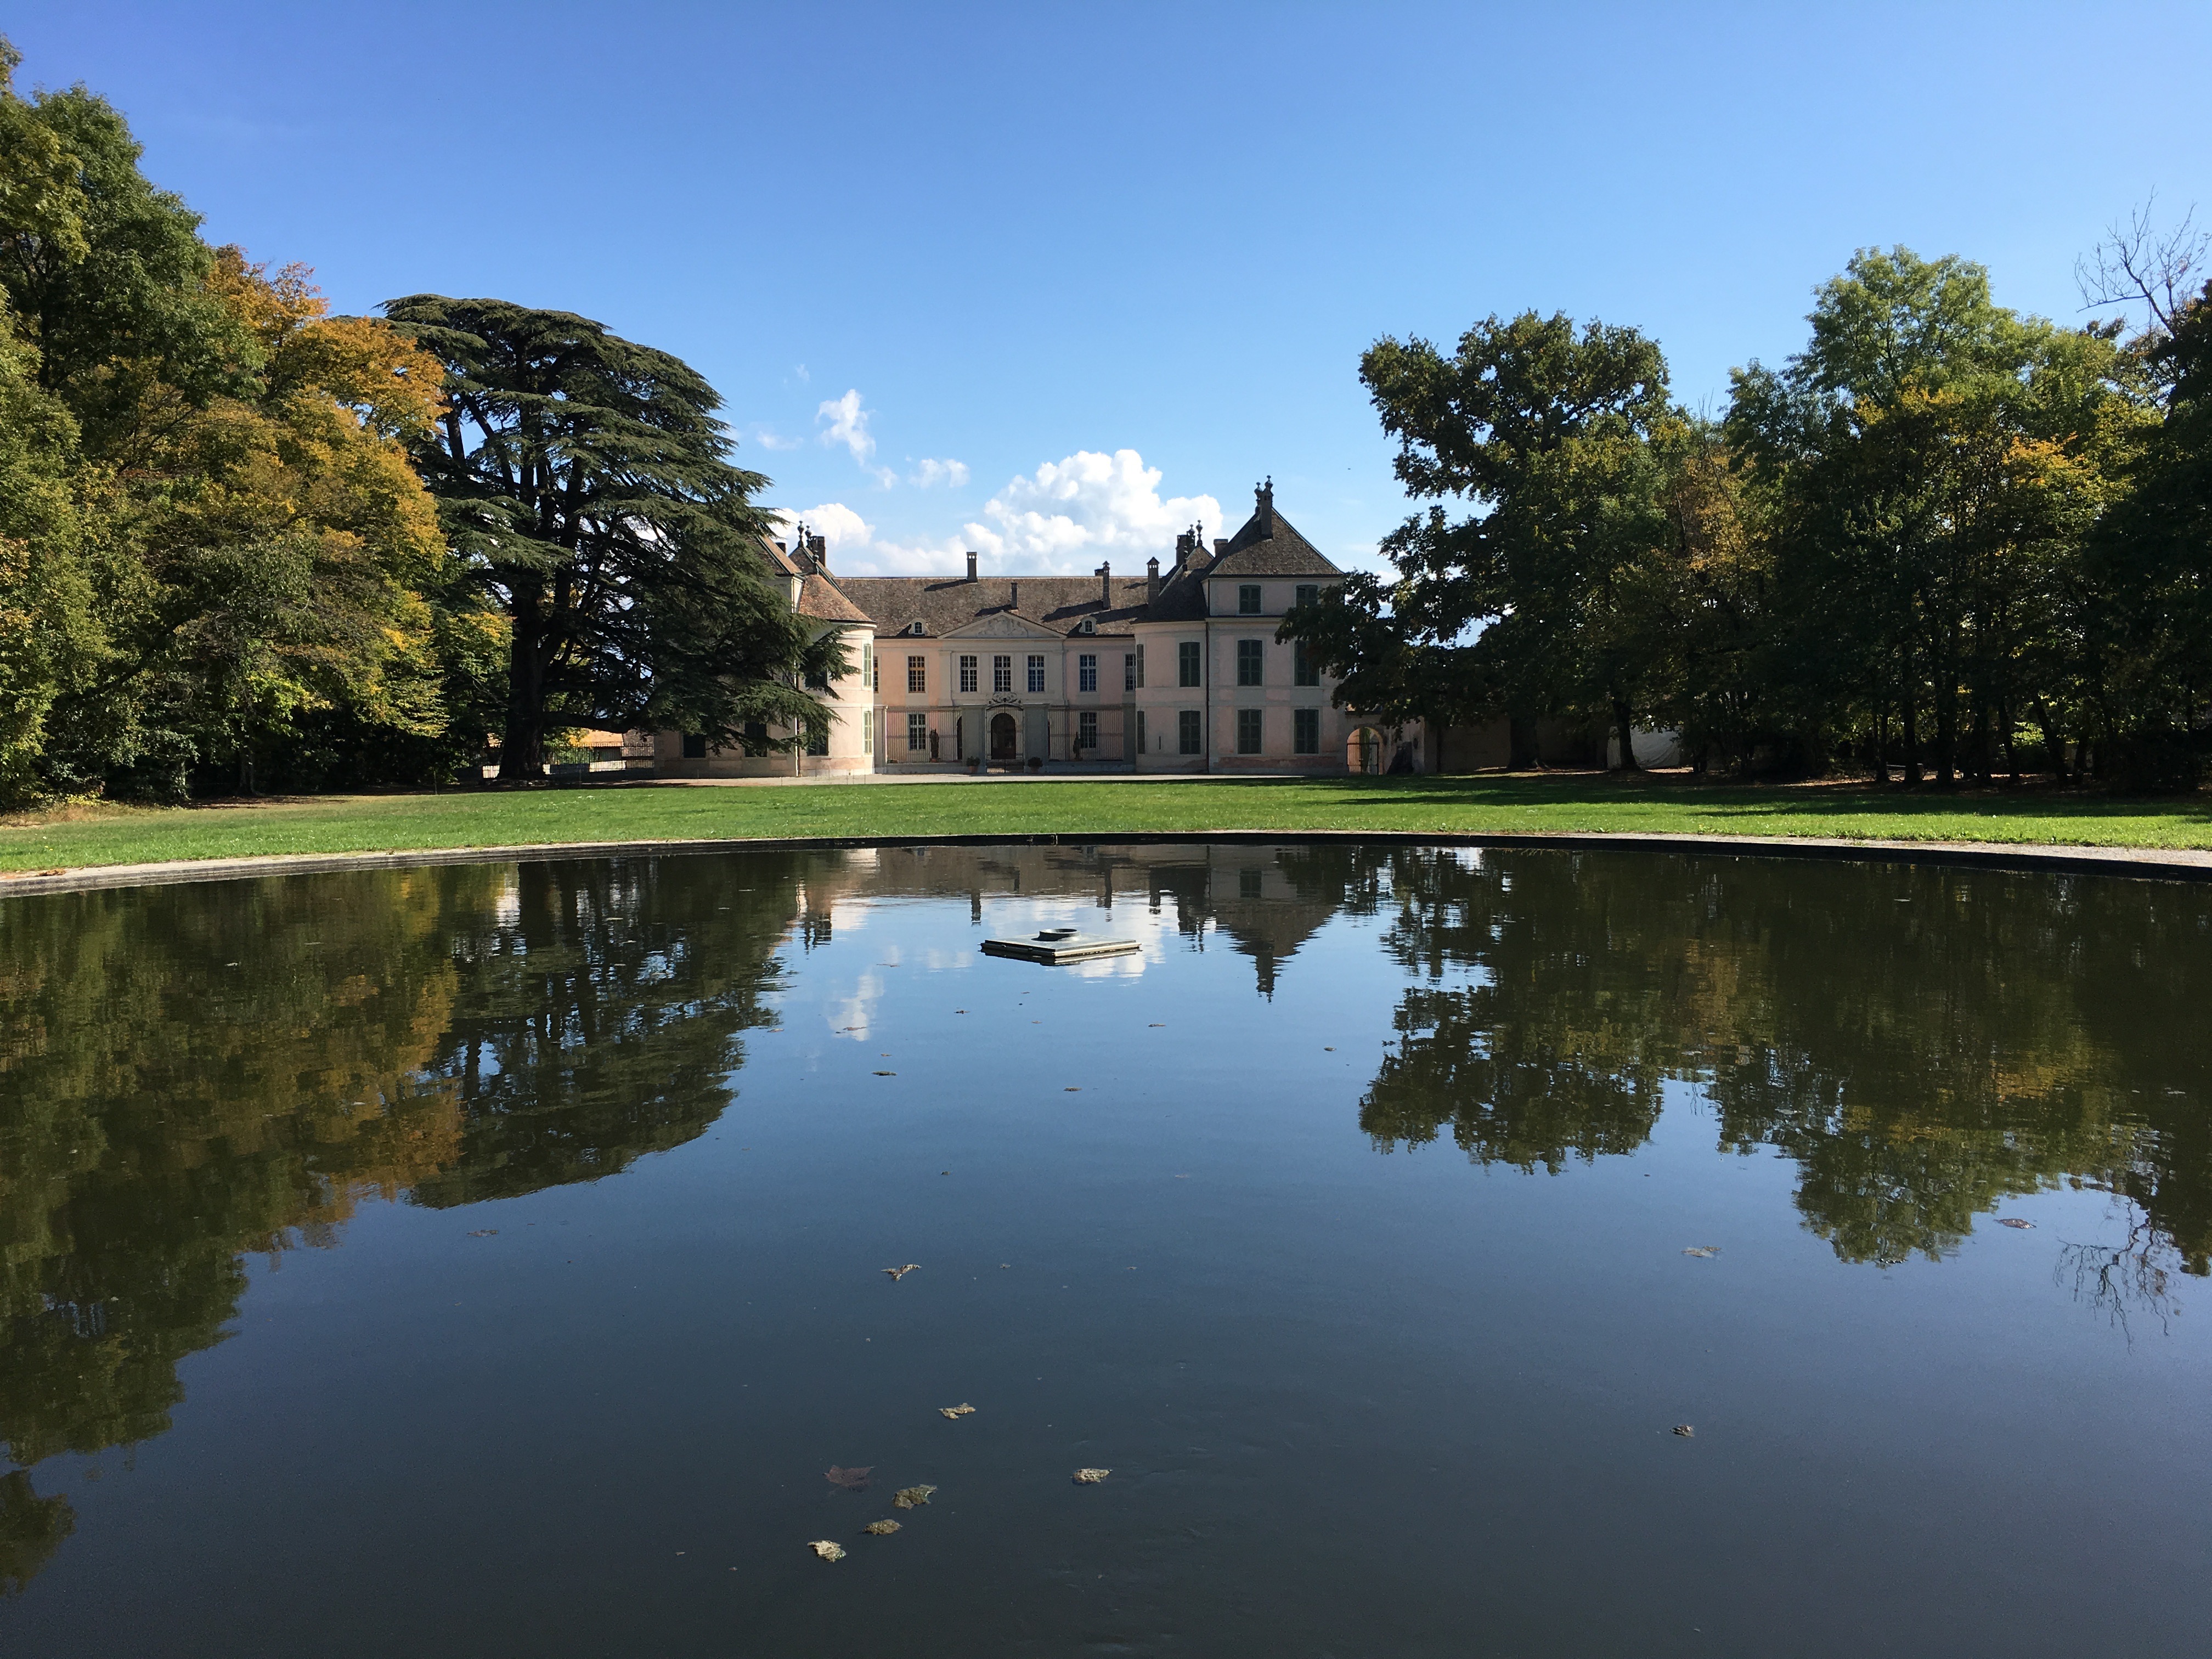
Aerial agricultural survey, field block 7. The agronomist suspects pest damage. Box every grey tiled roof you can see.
[832,575,1152,638]
[1204,488,1341,578]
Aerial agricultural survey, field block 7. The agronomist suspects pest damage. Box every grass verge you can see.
[3,772,2210,873]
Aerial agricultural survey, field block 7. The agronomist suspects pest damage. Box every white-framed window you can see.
[1079,710,1098,751]
[862,708,873,754]
[1026,654,1045,693]
[908,712,929,752]
[907,655,927,693]
[960,654,978,693]
[1178,640,1200,686]
[862,641,874,690]
[993,654,1012,693]
[1079,653,1097,692]
[1178,709,1201,754]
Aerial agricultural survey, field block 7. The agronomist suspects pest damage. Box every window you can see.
[861,641,874,690]
[1238,583,1261,614]
[1296,583,1319,610]
[960,654,978,693]
[1079,653,1097,692]
[1237,639,1262,686]
[1026,654,1045,693]
[1178,640,1201,687]
[1239,867,1263,899]
[681,733,708,759]
[1136,710,1147,753]
[862,709,873,754]
[907,655,926,693]
[744,719,766,747]
[1237,708,1263,754]
[1125,651,1137,691]
[806,723,828,757]
[1079,710,1098,751]
[907,712,929,752]
[994,654,1013,693]
[1294,707,1320,754]
[1178,709,1202,754]
[1294,641,1319,687]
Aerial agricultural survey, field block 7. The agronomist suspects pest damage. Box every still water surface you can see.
[1,843,2207,1657]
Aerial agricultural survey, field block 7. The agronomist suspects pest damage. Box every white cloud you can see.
[965,449,1221,575]
[752,428,803,452]
[909,458,969,488]
[772,449,1226,579]
[816,388,873,461]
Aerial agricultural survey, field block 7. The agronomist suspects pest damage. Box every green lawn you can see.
[4,773,2210,872]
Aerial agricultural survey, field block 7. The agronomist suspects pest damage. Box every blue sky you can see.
[12,2,2211,576]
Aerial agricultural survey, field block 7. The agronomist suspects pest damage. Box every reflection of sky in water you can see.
[1,843,2207,1658]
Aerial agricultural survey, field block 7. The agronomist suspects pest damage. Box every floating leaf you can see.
[825,1466,873,1490]
[873,1071,896,1077]
[1073,1468,1111,1484]
[466,1229,498,1238]
[1997,1217,2036,1229]
[939,1403,976,1419]
[1672,1425,1695,1438]
[1681,1246,1719,1258]
[862,1520,902,1536]
[883,1264,919,1280]
[808,1540,846,1561]
[1064,1087,1081,1092]
[893,1485,937,1509]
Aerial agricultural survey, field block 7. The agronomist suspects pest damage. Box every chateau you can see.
[654,482,1419,775]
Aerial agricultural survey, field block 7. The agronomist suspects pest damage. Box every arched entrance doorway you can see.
[1348,726,1384,775]
[990,711,1019,761]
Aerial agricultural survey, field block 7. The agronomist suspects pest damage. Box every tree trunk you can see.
[2033,699,2068,782]
[499,590,546,781]
[1611,698,1639,771]
[1901,642,1922,783]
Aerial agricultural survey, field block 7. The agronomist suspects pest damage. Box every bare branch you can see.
[2076,191,2210,336]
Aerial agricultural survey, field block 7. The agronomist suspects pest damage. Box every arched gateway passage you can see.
[990,711,1019,761]
[1348,726,1385,775]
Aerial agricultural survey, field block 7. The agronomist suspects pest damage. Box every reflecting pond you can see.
[1,843,2207,1657]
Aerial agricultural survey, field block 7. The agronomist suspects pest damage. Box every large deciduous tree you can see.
[382,296,836,779]
[1288,312,1677,769]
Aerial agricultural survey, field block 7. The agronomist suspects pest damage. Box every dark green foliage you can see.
[1289,313,1678,769]
[382,296,836,779]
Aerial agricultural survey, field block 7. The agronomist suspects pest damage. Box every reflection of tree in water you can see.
[407,856,799,1207]
[0,855,804,1588]
[2056,1204,2182,1340]
[1356,848,2212,1274]
[0,1470,71,1594]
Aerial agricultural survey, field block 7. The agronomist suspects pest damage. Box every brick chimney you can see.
[1009,580,1019,612]
[1097,561,1110,607]
[808,533,828,571]
[1213,538,1228,558]
[1147,556,1160,605]
[966,550,978,582]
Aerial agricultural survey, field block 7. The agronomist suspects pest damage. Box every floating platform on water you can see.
[981,927,1141,964]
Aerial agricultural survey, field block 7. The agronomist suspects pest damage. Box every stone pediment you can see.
[942,611,1062,640]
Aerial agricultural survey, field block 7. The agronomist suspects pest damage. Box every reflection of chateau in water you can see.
[2,842,2207,1589]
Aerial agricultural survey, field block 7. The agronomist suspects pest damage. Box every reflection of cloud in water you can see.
[828,972,884,1037]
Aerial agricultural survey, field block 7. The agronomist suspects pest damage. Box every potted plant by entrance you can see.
[1027,755,1042,771]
